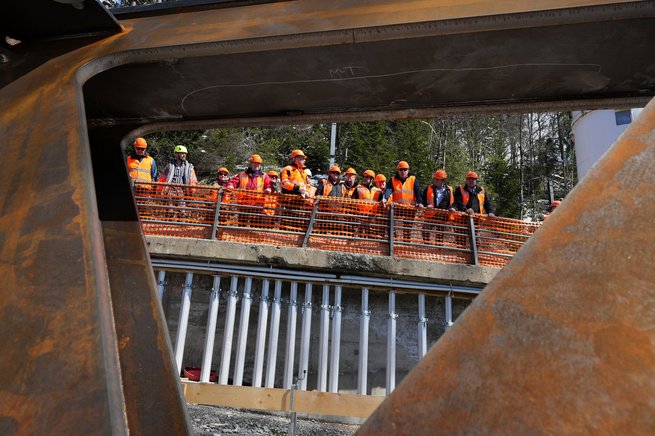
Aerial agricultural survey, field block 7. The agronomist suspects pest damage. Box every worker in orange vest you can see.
[352,169,378,200]
[383,161,423,242]
[126,137,157,185]
[422,169,456,245]
[213,167,231,188]
[268,170,281,193]
[343,168,359,198]
[453,171,495,217]
[373,174,386,202]
[227,154,273,192]
[281,149,311,197]
[317,165,345,197]
[544,200,560,221]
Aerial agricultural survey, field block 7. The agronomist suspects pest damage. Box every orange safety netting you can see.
[135,182,540,268]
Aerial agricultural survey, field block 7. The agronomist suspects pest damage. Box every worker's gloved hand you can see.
[264,188,272,194]
[487,213,495,218]
[466,208,475,215]
[298,187,306,196]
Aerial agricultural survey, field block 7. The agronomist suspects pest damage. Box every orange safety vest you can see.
[320,180,345,197]
[426,185,454,208]
[355,185,373,200]
[459,186,486,214]
[372,187,383,202]
[391,176,417,206]
[127,155,154,182]
[281,165,307,194]
[238,172,265,191]
[345,184,357,198]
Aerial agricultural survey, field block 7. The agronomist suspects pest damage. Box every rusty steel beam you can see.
[359,96,655,433]
[0,0,654,433]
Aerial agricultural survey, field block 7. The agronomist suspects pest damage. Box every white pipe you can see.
[358,288,370,395]
[317,284,330,392]
[329,285,342,393]
[156,270,166,302]
[445,295,454,331]
[233,277,253,386]
[265,280,283,388]
[174,272,194,374]
[298,283,313,390]
[386,291,397,395]
[418,293,428,358]
[252,279,270,388]
[283,282,299,389]
[200,275,221,383]
[219,275,239,384]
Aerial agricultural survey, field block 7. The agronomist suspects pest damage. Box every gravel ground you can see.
[188,404,360,435]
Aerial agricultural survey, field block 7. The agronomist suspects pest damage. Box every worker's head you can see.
[466,171,478,187]
[305,168,313,183]
[375,174,387,190]
[548,200,561,212]
[217,166,230,178]
[174,145,188,161]
[249,154,263,171]
[290,149,307,167]
[134,137,147,155]
[345,167,357,186]
[362,169,375,185]
[433,169,447,188]
[397,161,410,177]
[328,165,341,182]
[268,170,279,184]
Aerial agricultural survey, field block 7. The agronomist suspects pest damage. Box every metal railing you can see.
[135,182,540,268]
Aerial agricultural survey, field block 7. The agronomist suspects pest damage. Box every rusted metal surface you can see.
[359,97,655,434]
[0,0,654,433]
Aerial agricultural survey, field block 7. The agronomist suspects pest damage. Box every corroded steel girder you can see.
[360,98,655,433]
[0,0,654,434]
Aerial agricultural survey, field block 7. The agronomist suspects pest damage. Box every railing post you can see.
[210,188,224,240]
[389,203,395,257]
[358,287,370,395]
[200,275,221,383]
[302,199,320,248]
[445,293,454,331]
[174,272,194,374]
[265,280,283,388]
[219,275,239,385]
[418,293,428,358]
[386,290,397,395]
[233,276,253,386]
[298,283,313,391]
[156,270,166,302]
[317,284,331,392]
[329,285,342,393]
[252,279,270,388]
[467,214,479,265]
[283,282,299,389]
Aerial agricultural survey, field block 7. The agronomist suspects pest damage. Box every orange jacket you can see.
[281,164,307,195]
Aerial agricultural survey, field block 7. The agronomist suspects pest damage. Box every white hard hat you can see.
[304,168,312,177]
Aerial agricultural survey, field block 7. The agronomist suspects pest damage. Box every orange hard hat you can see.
[433,169,447,179]
[551,200,561,207]
[375,174,387,183]
[290,149,307,159]
[268,170,279,177]
[250,154,263,164]
[397,161,410,170]
[345,167,357,175]
[328,165,341,174]
[363,169,375,178]
[466,171,479,179]
[134,137,147,148]
[217,167,230,175]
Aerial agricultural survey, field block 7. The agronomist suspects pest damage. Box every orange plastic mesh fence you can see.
[135,182,540,267]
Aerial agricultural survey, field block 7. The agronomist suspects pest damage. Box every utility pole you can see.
[329,123,337,167]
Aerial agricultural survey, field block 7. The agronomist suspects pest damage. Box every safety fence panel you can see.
[134,182,539,267]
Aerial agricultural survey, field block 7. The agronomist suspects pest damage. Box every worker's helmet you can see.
[375,174,387,183]
[174,145,188,154]
[345,168,357,176]
[290,149,307,160]
[466,171,479,179]
[363,169,375,178]
[134,137,147,148]
[268,170,279,178]
[250,154,263,164]
[328,165,341,174]
[551,200,561,208]
[217,167,230,175]
[433,169,447,180]
[397,161,410,170]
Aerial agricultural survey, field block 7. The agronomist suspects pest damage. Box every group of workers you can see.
[127,137,496,217]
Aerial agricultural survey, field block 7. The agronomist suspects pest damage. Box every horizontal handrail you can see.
[134,181,540,267]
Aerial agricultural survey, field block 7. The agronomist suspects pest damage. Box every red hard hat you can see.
[466,171,479,179]
[433,169,447,179]
[134,137,147,148]
[250,154,263,164]
[397,161,410,170]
